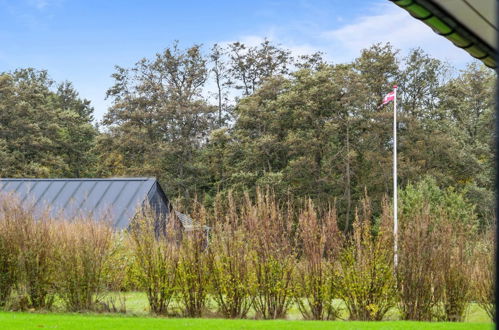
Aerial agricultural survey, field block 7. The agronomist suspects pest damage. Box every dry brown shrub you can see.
[242,189,296,319]
[473,228,494,321]
[12,202,57,309]
[437,215,475,322]
[397,202,442,320]
[55,218,114,312]
[398,196,477,322]
[294,199,342,320]
[0,195,21,307]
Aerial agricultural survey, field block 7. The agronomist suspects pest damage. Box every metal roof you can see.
[0,177,167,229]
[175,210,194,228]
[391,0,497,68]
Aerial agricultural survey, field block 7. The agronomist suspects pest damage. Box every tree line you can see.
[0,40,495,230]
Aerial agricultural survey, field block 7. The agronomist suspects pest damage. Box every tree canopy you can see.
[1,41,495,229]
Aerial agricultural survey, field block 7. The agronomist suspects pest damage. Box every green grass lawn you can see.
[1,292,492,329]
[110,292,493,323]
[0,312,493,330]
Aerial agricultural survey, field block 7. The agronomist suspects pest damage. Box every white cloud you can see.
[221,2,472,68]
[320,3,470,65]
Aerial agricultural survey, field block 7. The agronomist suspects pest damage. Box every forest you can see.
[0,40,495,231]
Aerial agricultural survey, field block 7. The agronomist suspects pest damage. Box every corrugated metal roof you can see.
[175,210,194,227]
[0,177,162,229]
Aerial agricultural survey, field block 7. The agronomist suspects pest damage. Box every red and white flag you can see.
[381,91,395,105]
[378,85,397,108]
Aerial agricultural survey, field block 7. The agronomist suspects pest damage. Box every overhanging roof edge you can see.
[390,0,497,68]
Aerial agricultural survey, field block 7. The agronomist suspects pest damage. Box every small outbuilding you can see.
[0,177,199,234]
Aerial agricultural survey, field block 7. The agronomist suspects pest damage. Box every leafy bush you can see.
[243,190,296,319]
[294,200,342,320]
[129,209,179,315]
[208,225,255,318]
[56,219,114,311]
[337,198,396,321]
[177,233,210,317]
[473,229,495,321]
[397,205,442,320]
[0,196,21,307]
[398,179,477,321]
[14,207,57,309]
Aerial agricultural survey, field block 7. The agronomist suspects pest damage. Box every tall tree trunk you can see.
[215,71,222,127]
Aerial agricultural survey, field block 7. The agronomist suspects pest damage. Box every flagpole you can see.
[393,85,398,270]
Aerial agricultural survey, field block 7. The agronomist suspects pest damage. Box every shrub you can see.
[294,200,342,320]
[397,202,442,320]
[437,216,475,322]
[473,228,495,321]
[102,232,135,291]
[243,190,295,319]
[14,206,57,309]
[177,233,210,317]
[176,200,210,318]
[398,180,478,321]
[129,208,179,315]
[337,197,396,321]
[55,218,114,312]
[208,225,255,318]
[0,196,21,307]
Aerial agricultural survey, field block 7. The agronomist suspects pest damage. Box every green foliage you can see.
[400,177,477,228]
[1,42,495,229]
[294,201,342,320]
[208,227,255,318]
[0,199,20,307]
[128,210,179,315]
[0,39,495,322]
[177,234,210,317]
[55,220,114,312]
[337,198,396,321]
[473,230,495,321]
[0,69,97,178]
[103,42,215,199]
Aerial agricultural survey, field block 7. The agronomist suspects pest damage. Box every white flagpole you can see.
[393,85,398,269]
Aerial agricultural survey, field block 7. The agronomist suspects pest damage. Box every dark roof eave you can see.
[390,0,497,68]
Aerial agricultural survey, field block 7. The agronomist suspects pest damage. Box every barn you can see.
[0,177,199,233]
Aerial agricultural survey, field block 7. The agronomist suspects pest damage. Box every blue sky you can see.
[0,0,473,121]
